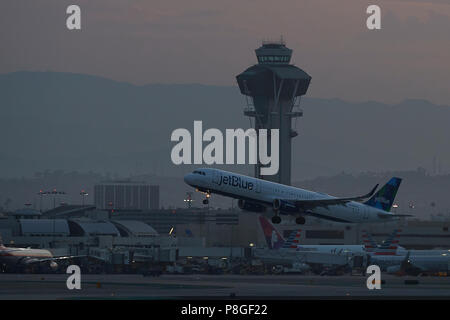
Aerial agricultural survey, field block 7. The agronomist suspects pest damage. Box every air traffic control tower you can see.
[236,41,311,185]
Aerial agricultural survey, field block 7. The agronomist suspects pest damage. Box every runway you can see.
[0,274,449,299]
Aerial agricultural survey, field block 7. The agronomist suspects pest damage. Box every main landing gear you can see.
[271,215,306,224]
[271,215,281,224]
[295,216,306,225]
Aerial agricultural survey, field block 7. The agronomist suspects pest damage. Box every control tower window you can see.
[258,55,289,63]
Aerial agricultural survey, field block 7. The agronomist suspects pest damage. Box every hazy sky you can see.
[1,0,449,104]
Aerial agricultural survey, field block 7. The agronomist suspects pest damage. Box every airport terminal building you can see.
[94,181,159,211]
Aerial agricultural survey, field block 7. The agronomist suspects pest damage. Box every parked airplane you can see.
[371,252,450,276]
[257,217,450,275]
[362,230,450,256]
[184,168,410,224]
[259,215,401,255]
[0,236,81,273]
[363,231,450,275]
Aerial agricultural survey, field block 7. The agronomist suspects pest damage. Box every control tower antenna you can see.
[236,40,311,185]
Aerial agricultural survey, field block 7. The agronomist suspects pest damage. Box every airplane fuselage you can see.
[184,168,396,224]
[0,246,54,271]
[371,254,450,274]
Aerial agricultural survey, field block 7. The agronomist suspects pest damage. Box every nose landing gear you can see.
[202,192,211,205]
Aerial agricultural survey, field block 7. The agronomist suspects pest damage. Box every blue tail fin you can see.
[364,177,402,212]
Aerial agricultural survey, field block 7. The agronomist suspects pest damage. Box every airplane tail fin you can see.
[361,230,378,252]
[258,215,285,249]
[364,177,402,212]
[282,230,301,249]
[400,251,411,271]
[379,229,401,249]
[373,229,402,255]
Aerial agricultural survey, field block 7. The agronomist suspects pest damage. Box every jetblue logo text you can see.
[171,121,279,175]
[216,175,254,190]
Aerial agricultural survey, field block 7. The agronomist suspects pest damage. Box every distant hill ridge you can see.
[0,71,449,181]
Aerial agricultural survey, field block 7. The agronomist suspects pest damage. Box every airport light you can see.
[392,204,399,213]
[37,189,67,210]
[184,192,193,208]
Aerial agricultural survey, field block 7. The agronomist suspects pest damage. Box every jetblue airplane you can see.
[184,168,410,224]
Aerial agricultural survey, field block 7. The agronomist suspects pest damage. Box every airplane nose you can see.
[184,173,194,186]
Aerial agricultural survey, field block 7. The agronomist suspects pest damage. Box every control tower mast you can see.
[236,40,311,185]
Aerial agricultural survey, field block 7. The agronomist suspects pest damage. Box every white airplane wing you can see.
[27,255,86,264]
[377,213,414,219]
[291,184,379,210]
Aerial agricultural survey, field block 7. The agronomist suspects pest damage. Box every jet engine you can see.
[273,199,298,213]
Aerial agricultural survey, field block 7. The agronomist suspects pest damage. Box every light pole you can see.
[37,190,46,212]
[37,189,66,211]
[49,189,66,209]
[80,190,89,206]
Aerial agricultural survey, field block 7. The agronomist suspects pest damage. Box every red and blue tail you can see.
[258,216,285,249]
[363,229,401,255]
[282,230,301,249]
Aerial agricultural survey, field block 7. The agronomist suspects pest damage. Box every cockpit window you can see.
[193,170,206,175]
